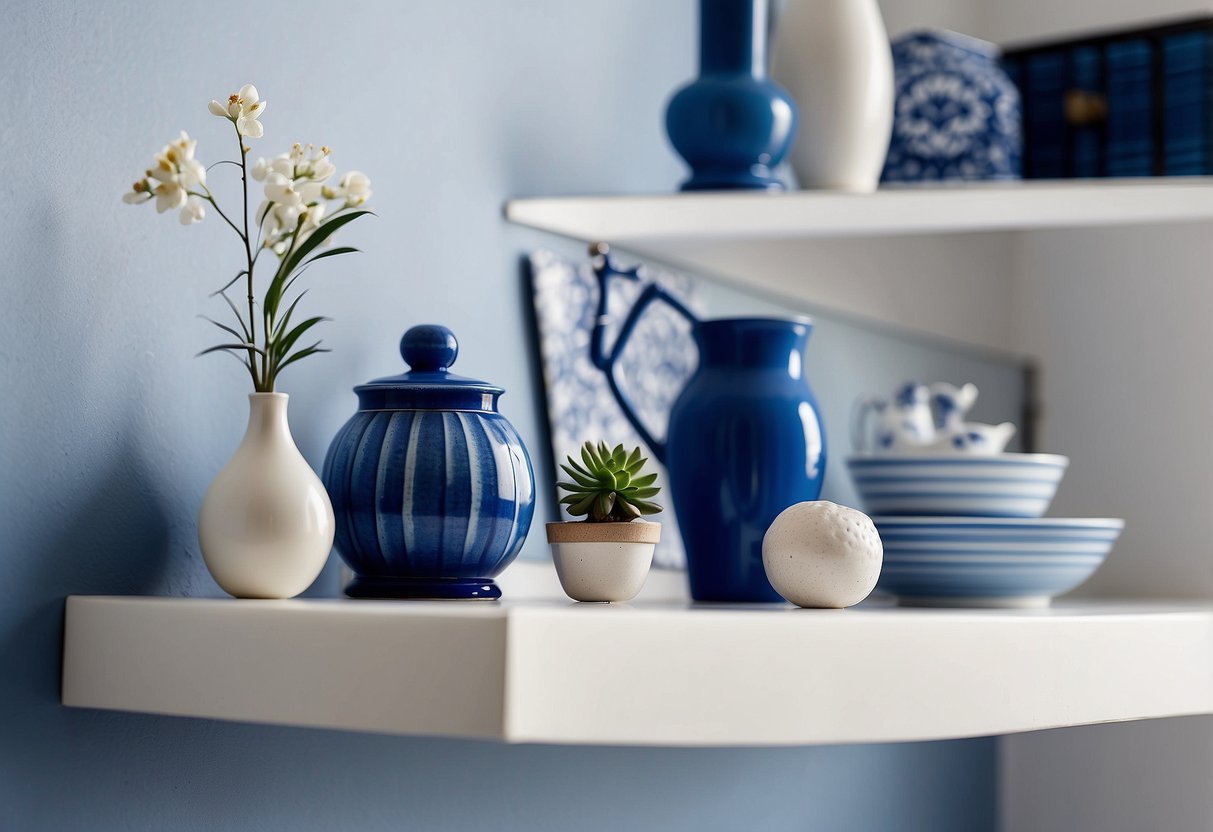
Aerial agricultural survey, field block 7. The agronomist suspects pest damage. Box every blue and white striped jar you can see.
[322,325,535,599]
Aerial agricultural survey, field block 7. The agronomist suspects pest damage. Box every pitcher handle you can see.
[851,396,886,454]
[589,244,698,467]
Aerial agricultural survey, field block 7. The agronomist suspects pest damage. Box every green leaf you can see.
[624,446,643,471]
[274,342,330,376]
[597,441,610,464]
[564,456,593,479]
[272,316,329,362]
[559,493,590,505]
[276,211,372,293]
[197,343,266,358]
[298,245,360,269]
[567,492,597,516]
[611,444,626,466]
[210,270,248,297]
[625,455,650,475]
[627,486,660,499]
[629,472,658,488]
[199,315,245,342]
[271,290,310,340]
[581,441,601,471]
[615,497,641,518]
[213,290,251,340]
[628,498,663,515]
[593,492,615,521]
[559,463,598,489]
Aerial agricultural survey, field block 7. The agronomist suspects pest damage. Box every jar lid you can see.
[354,325,504,412]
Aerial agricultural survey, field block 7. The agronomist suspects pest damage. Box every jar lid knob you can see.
[401,324,458,372]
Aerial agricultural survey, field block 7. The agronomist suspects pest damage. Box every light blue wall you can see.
[1,1,996,829]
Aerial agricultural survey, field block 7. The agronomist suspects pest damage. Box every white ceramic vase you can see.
[198,393,335,599]
[546,522,660,603]
[772,0,894,192]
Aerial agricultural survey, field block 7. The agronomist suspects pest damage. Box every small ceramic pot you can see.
[546,521,661,603]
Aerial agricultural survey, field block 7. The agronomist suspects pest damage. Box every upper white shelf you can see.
[62,561,1213,747]
[506,178,1213,243]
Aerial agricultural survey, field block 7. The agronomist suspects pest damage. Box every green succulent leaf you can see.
[628,498,663,516]
[559,464,599,489]
[568,492,597,516]
[615,498,642,518]
[594,492,615,521]
[555,442,662,522]
[581,441,601,471]
[629,472,658,488]
[624,446,643,471]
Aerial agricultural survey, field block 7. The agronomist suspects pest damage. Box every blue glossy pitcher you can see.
[590,245,826,602]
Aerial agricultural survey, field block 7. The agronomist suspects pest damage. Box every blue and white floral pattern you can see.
[529,249,703,570]
[882,30,1022,182]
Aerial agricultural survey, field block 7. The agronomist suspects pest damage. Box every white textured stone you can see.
[762,501,883,608]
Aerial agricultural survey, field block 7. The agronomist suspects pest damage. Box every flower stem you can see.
[234,124,263,391]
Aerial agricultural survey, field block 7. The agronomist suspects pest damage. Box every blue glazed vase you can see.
[665,0,798,191]
[882,30,1022,182]
[591,252,826,602]
[322,325,535,599]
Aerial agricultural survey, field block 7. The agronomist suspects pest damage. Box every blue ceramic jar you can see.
[322,325,535,599]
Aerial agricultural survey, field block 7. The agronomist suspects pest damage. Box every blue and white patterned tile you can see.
[529,249,703,570]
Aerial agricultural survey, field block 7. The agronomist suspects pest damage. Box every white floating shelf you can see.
[506,179,1213,243]
[62,562,1213,746]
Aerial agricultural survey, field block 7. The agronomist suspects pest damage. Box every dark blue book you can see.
[1025,52,1068,178]
[1106,39,1154,177]
[1162,31,1212,174]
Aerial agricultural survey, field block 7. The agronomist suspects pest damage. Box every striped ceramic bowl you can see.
[847,453,1069,518]
[873,516,1123,607]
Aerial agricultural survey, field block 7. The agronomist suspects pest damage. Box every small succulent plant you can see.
[558,441,663,522]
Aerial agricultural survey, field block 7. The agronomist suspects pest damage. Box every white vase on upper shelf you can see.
[772,0,894,192]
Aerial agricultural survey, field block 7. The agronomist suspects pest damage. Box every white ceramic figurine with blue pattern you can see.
[882,30,1022,182]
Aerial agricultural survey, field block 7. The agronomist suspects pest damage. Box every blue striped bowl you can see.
[873,516,1123,607]
[847,453,1069,518]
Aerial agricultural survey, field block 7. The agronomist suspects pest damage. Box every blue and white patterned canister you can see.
[882,30,1022,182]
[322,325,535,599]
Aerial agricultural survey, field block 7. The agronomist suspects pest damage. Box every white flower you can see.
[209,83,266,138]
[154,180,187,214]
[129,131,206,215]
[296,181,325,203]
[159,131,206,188]
[252,153,293,182]
[310,155,336,181]
[122,180,152,204]
[334,171,372,207]
[263,171,302,206]
[179,196,206,225]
